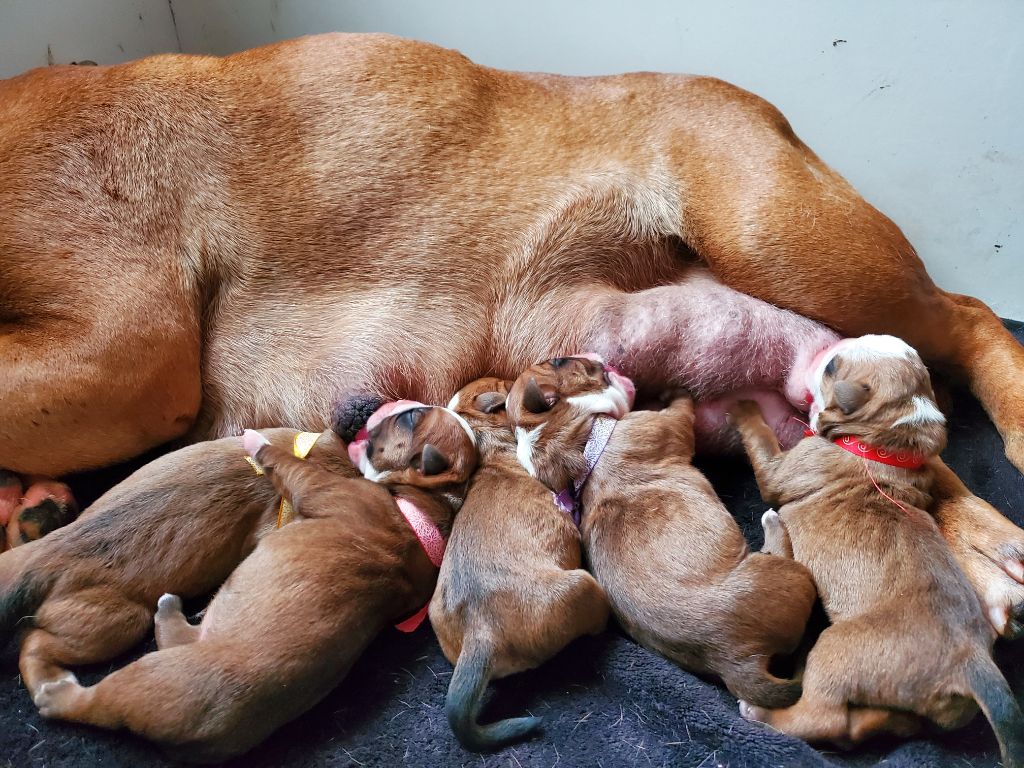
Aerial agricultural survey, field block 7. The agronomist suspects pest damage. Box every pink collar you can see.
[393,496,446,633]
[553,415,617,527]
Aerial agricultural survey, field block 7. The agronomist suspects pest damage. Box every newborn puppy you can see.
[431,377,609,751]
[0,428,355,699]
[730,335,1024,764]
[507,356,816,708]
[32,410,477,763]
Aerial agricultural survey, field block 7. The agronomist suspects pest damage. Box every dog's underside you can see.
[2,32,1024,633]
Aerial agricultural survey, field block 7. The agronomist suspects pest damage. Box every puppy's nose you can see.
[332,393,386,442]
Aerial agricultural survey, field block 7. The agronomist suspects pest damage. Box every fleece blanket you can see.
[2,321,1022,768]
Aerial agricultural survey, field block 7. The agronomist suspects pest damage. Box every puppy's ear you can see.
[474,391,507,414]
[833,380,871,415]
[522,377,556,414]
[419,444,450,476]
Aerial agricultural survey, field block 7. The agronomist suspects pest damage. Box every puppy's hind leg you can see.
[154,594,200,650]
[20,591,152,697]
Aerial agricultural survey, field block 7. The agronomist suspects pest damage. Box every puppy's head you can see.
[447,376,516,451]
[807,335,946,456]
[506,354,635,489]
[347,401,478,489]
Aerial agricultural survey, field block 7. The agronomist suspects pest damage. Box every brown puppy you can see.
[0,427,355,700]
[506,356,817,707]
[3,33,1024,638]
[431,377,609,751]
[31,415,477,763]
[729,335,1024,765]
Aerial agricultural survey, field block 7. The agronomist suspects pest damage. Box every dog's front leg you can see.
[930,459,1024,638]
[728,400,787,506]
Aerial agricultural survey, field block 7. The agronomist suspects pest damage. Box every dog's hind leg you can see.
[20,591,152,696]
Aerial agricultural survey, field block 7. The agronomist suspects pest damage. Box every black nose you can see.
[332,393,386,442]
[365,442,374,459]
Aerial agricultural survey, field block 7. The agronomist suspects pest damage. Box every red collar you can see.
[393,496,446,633]
[807,431,926,470]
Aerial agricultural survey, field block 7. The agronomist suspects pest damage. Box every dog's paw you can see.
[658,387,692,408]
[940,497,1024,638]
[156,593,183,617]
[726,399,762,427]
[241,429,270,458]
[739,700,768,723]
[34,673,81,718]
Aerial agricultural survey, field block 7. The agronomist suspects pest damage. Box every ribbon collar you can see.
[245,431,321,528]
[802,428,925,470]
[830,435,926,470]
[393,495,446,633]
[553,415,617,527]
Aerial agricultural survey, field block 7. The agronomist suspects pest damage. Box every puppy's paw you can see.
[739,700,768,723]
[34,673,81,718]
[156,593,184,617]
[726,399,762,427]
[241,429,270,458]
[658,387,692,408]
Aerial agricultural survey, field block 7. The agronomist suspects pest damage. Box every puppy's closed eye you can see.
[397,409,423,431]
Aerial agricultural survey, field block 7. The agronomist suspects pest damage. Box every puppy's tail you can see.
[446,643,542,752]
[965,653,1024,768]
[0,540,53,646]
[722,660,803,710]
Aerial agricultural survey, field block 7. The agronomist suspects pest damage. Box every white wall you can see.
[3,1,1021,318]
[0,0,179,77]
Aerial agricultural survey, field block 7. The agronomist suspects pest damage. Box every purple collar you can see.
[553,415,617,526]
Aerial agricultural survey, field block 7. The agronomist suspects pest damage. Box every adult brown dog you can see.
[30,419,476,763]
[729,335,1024,766]
[431,377,609,751]
[2,33,1023,632]
[506,356,817,707]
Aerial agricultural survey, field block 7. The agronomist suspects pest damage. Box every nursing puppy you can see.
[730,335,1024,765]
[506,356,817,707]
[431,377,609,751]
[0,427,357,699]
[32,412,477,763]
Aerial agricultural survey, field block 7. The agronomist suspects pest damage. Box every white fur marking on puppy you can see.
[442,407,478,446]
[841,334,916,361]
[515,425,543,477]
[892,395,946,428]
[446,393,460,411]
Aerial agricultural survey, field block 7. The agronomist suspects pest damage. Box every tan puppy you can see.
[431,377,609,751]
[3,33,1024,639]
[31,415,477,763]
[506,356,817,707]
[729,335,1024,765]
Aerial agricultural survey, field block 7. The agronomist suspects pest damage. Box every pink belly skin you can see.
[588,268,839,451]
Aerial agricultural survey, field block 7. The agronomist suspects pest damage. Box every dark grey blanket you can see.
[2,322,1022,768]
